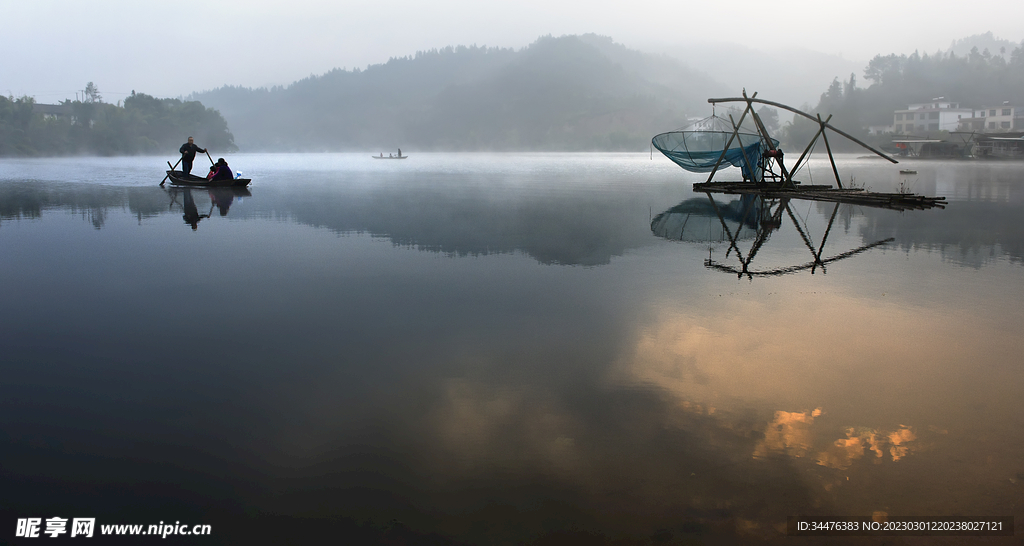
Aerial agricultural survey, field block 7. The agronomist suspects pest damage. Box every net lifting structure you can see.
[652,90,946,211]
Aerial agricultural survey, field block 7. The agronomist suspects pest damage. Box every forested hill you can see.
[191,35,727,152]
[780,38,1024,149]
[0,91,235,157]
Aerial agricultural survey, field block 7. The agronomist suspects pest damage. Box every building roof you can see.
[32,104,71,116]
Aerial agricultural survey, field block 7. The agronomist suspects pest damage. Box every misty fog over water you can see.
[1,153,1022,543]
[5,2,1024,541]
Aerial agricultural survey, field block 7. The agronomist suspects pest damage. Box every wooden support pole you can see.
[788,116,830,177]
[729,114,759,184]
[705,111,749,183]
[744,98,792,185]
[819,114,843,189]
[703,106,752,184]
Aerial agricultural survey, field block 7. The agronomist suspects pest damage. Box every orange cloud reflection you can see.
[751,409,916,470]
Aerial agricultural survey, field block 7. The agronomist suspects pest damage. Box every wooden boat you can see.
[165,170,251,187]
[372,155,408,159]
[899,169,917,174]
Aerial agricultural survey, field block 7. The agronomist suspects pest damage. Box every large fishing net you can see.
[652,115,778,183]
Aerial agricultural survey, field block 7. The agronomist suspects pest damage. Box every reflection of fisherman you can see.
[181,188,209,230]
[179,137,207,176]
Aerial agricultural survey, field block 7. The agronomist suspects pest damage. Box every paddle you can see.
[206,151,215,165]
[160,158,182,185]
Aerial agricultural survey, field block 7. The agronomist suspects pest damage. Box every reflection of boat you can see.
[207,187,249,216]
[899,169,917,175]
[165,170,251,187]
[207,186,252,198]
[164,186,251,229]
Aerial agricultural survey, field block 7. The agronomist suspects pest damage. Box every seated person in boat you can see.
[206,165,217,180]
[210,158,233,181]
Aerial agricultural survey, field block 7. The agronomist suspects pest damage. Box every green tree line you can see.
[0,85,235,157]
[780,40,1024,150]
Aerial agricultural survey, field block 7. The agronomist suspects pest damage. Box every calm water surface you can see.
[1,153,1022,544]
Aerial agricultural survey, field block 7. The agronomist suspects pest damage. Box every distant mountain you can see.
[190,35,727,152]
[649,41,866,115]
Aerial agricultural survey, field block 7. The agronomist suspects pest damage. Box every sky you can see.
[3,0,1023,104]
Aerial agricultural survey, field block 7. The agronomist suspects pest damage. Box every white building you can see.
[893,98,972,134]
[957,102,1022,132]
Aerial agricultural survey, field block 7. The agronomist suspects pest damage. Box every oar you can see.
[161,158,182,185]
[206,151,215,165]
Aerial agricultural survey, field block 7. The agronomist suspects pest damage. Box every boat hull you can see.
[372,156,408,159]
[165,170,251,187]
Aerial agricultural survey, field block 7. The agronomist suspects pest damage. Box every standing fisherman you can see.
[179,136,207,176]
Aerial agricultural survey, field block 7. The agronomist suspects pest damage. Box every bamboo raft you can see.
[693,181,947,211]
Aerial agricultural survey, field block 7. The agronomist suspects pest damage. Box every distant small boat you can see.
[372,155,408,159]
[899,169,917,175]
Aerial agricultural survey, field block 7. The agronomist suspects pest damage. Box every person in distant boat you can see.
[380,153,383,158]
[210,158,233,181]
[397,148,402,158]
[179,136,207,176]
[389,153,393,157]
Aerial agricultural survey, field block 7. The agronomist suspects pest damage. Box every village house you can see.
[892,98,972,134]
[32,103,73,120]
[956,102,1024,132]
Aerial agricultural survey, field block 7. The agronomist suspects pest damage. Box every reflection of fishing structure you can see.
[652,91,946,211]
[164,186,251,231]
[652,193,895,279]
[651,194,763,243]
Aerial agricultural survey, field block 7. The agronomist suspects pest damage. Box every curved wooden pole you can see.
[709,96,898,164]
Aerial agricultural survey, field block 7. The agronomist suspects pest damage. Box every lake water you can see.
[1,153,1022,544]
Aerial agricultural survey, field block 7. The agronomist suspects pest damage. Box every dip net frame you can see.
[654,90,897,190]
